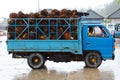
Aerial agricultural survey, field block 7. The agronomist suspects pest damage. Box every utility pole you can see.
[38,0,40,12]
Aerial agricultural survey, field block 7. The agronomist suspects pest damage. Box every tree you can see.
[117,0,120,4]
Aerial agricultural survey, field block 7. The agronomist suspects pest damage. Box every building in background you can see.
[86,9,104,20]
[107,8,120,24]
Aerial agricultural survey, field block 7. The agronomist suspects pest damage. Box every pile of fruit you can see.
[9,9,83,18]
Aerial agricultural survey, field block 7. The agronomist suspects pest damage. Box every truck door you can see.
[83,25,113,59]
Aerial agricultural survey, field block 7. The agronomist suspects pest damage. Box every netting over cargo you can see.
[8,18,80,40]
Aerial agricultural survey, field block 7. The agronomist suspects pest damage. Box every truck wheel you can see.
[27,53,45,69]
[85,52,102,68]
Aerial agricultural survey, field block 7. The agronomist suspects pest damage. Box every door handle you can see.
[87,43,90,45]
[64,47,70,49]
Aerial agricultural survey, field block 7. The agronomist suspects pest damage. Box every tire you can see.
[27,53,45,69]
[85,52,102,68]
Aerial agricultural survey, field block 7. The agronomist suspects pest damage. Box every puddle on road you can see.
[14,67,114,80]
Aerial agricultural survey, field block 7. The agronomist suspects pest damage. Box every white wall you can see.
[110,19,120,24]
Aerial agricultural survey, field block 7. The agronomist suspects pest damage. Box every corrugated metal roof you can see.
[86,9,104,19]
[107,8,120,19]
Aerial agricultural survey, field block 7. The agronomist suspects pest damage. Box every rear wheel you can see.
[85,52,102,68]
[27,53,45,69]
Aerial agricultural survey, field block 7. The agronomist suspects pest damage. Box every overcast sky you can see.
[0,0,113,18]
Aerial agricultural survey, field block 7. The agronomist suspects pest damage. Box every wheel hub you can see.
[91,58,96,63]
[34,58,39,63]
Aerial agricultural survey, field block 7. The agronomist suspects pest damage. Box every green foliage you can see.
[118,0,120,4]
[117,0,120,3]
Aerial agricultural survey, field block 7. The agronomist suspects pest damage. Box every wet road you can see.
[14,67,115,80]
[0,36,120,80]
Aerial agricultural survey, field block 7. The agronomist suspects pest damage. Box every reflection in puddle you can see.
[14,66,114,80]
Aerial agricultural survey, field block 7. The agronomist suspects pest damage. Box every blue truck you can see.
[7,18,115,69]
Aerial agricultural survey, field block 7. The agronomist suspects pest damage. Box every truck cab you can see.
[78,21,115,68]
[82,24,115,58]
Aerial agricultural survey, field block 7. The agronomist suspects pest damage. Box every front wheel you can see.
[27,53,45,69]
[85,52,102,68]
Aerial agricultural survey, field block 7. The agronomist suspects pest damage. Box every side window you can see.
[88,27,94,37]
[118,25,120,31]
[88,26,107,37]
